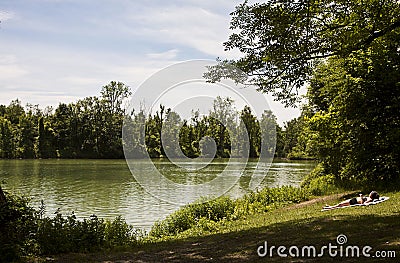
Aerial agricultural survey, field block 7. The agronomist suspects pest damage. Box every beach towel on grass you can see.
[321,196,390,211]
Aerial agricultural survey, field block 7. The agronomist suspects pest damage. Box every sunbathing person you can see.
[323,191,380,210]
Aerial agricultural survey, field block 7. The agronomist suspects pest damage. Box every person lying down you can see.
[323,191,380,211]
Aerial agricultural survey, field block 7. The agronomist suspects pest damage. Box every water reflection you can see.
[0,159,315,229]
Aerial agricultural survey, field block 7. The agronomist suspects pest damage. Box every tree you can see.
[37,116,56,158]
[5,100,24,124]
[207,0,400,185]
[208,97,238,158]
[307,44,400,183]
[206,0,400,105]
[53,103,73,157]
[274,124,285,158]
[282,117,302,157]
[239,106,260,158]
[259,110,278,159]
[161,111,182,158]
[18,115,36,158]
[123,108,147,158]
[284,113,315,160]
[101,81,131,114]
[179,120,198,158]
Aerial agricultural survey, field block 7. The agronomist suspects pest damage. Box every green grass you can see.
[149,186,309,239]
[48,191,400,262]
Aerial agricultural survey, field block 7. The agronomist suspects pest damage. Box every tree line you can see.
[0,81,130,159]
[0,82,310,160]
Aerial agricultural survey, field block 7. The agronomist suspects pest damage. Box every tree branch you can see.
[361,20,400,48]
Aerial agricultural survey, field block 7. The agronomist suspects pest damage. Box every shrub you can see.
[36,214,142,254]
[36,213,109,254]
[0,192,38,262]
[149,196,235,238]
[233,186,309,218]
[104,216,143,248]
[150,187,309,238]
[301,164,340,195]
[0,189,143,259]
[305,175,337,196]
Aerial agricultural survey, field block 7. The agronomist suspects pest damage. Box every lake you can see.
[0,159,315,230]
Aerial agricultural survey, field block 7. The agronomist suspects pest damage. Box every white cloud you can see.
[60,76,104,86]
[0,1,300,122]
[0,64,27,79]
[0,41,181,107]
[0,54,17,64]
[0,54,28,80]
[0,10,15,22]
[128,6,231,57]
[147,49,179,60]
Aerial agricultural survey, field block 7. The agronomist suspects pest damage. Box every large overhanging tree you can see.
[207,0,400,185]
[206,0,400,106]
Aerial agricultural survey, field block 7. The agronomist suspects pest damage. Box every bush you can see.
[104,216,143,248]
[150,186,309,238]
[301,164,339,195]
[0,192,38,262]
[0,189,142,260]
[36,213,108,254]
[36,213,142,254]
[149,196,235,238]
[233,186,309,218]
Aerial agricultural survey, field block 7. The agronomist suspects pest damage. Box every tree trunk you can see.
[0,185,6,205]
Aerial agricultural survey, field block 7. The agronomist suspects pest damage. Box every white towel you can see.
[321,196,390,211]
[363,196,390,205]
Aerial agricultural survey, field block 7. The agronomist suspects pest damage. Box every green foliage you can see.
[0,92,291,160]
[0,192,38,262]
[104,216,144,248]
[301,164,339,196]
[283,113,316,160]
[206,0,400,106]
[35,214,142,254]
[0,87,306,162]
[233,186,309,219]
[149,186,309,238]
[0,189,142,260]
[0,81,132,159]
[125,96,283,159]
[36,214,106,254]
[306,35,400,185]
[149,196,235,238]
[206,0,399,186]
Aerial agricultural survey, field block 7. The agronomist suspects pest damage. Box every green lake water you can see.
[0,159,315,229]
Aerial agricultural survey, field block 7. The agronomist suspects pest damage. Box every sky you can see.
[0,0,301,125]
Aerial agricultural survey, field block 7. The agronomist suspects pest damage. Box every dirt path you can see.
[284,191,356,210]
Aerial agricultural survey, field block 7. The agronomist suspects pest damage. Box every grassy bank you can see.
[1,185,310,261]
[44,190,400,262]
